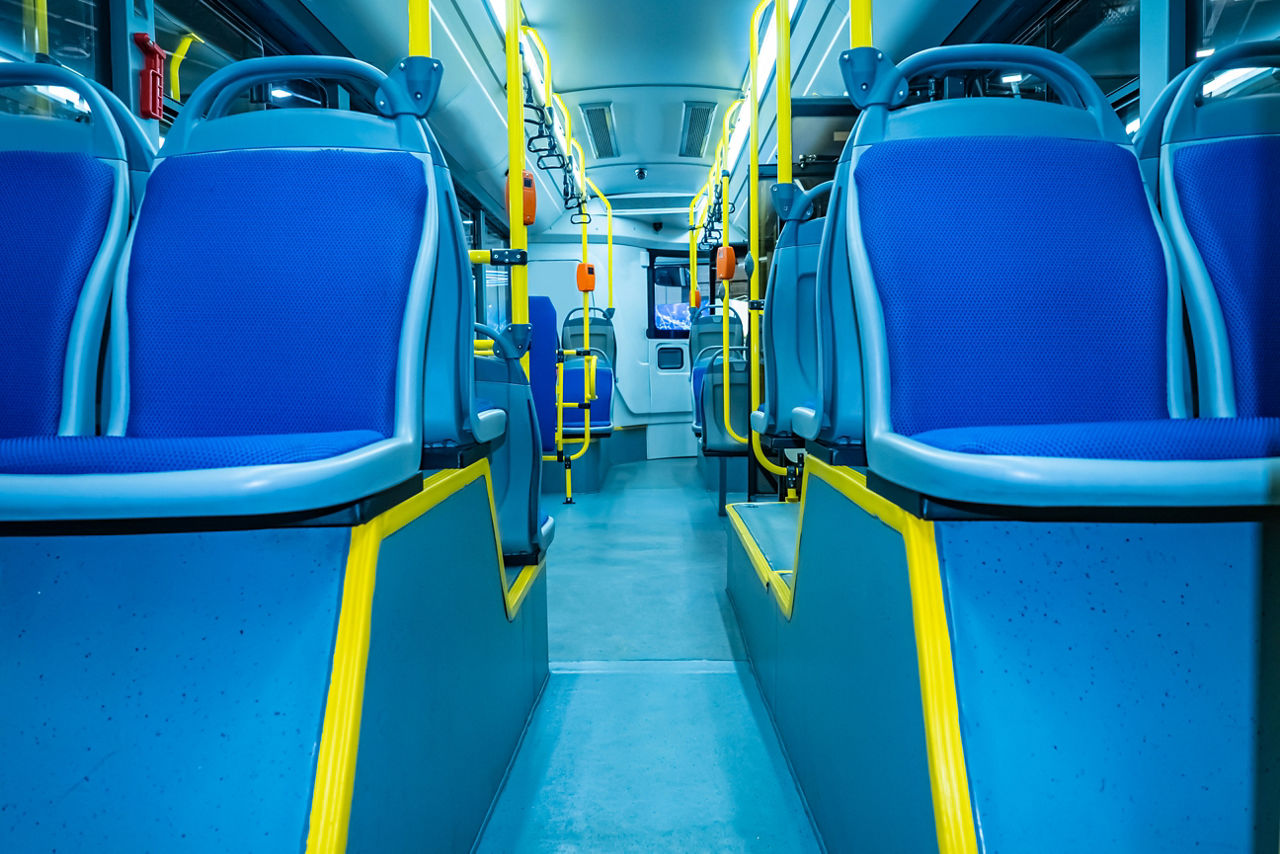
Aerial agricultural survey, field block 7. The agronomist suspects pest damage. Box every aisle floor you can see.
[476,459,821,852]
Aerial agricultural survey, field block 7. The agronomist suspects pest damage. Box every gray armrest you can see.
[473,408,508,443]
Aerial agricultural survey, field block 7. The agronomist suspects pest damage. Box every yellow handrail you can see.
[852,0,874,48]
[718,100,749,447]
[169,33,206,101]
[521,26,553,106]
[746,1,790,479]
[584,175,613,310]
[505,0,529,377]
[688,189,704,303]
[408,0,431,56]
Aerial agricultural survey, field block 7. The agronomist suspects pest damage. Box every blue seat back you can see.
[1156,42,1280,418]
[104,56,472,452]
[760,191,825,438]
[562,308,617,366]
[690,307,742,368]
[837,45,1182,442]
[700,352,750,454]
[529,296,560,452]
[563,360,613,432]
[474,335,548,558]
[0,64,133,438]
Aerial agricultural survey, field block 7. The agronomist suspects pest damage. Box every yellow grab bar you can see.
[505,0,529,377]
[746,0,791,479]
[408,0,431,56]
[851,0,873,48]
[169,33,206,102]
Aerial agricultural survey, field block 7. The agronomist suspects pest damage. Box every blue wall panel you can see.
[773,476,936,854]
[0,527,350,852]
[939,521,1272,853]
[346,479,549,853]
[728,480,937,853]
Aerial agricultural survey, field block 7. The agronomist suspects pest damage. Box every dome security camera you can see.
[635,167,647,180]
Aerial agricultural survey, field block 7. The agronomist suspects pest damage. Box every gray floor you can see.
[476,459,821,852]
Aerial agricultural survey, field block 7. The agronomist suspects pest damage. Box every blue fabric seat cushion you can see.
[125,149,427,438]
[1173,136,1280,417]
[0,431,384,475]
[563,361,612,430]
[528,296,559,452]
[911,418,1280,461]
[0,151,114,437]
[691,364,707,429]
[855,137,1170,436]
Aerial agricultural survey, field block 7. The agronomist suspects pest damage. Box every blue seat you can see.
[0,63,146,440]
[1146,41,1280,419]
[828,44,1280,507]
[529,295,561,453]
[562,360,613,436]
[689,306,744,442]
[0,56,483,521]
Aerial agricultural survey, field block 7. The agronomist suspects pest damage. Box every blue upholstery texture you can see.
[529,296,559,452]
[1174,137,1280,417]
[0,431,384,474]
[126,149,427,438]
[691,364,708,430]
[912,418,1280,461]
[563,361,613,431]
[0,151,114,437]
[855,137,1169,436]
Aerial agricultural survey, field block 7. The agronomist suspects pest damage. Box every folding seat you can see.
[475,323,555,562]
[825,43,1280,507]
[0,55,495,519]
[689,305,743,439]
[560,307,615,438]
[752,182,827,447]
[1146,41,1280,421]
[0,63,148,440]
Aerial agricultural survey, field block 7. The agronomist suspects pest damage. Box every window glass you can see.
[482,218,510,328]
[155,1,264,111]
[1193,0,1280,100]
[649,260,692,338]
[0,0,103,115]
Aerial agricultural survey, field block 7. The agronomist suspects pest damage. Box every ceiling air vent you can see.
[580,102,620,159]
[679,101,717,158]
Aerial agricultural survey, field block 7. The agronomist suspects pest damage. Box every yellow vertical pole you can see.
[851,0,874,48]
[743,1,791,480]
[586,176,614,310]
[717,101,748,447]
[688,190,703,305]
[506,0,529,377]
[408,0,431,56]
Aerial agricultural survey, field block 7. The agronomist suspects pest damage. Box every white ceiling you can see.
[522,0,758,209]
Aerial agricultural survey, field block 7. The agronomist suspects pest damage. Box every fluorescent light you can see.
[1203,66,1269,97]
[725,102,750,172]
[803,10,850,96]
[485,0,507,35]
[270,87,292,99]
[430,4,559,202]
[1002,73,1023,84]
[1196,47,1216,59]
[757,13,779,86]
[34,84,88,112]
[1126,118,1141,135]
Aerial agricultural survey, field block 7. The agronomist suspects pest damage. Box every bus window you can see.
[0,0,103,116]
[648,259,692,339]
[155,0,265,123]
[1193,0,1280,100]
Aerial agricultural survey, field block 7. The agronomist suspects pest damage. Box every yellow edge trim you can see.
[725,501,798,619]
[804,457,978,854]
[305,458,541,853]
